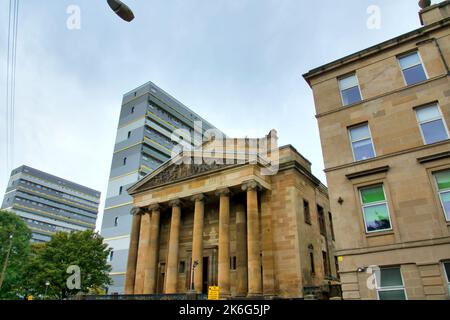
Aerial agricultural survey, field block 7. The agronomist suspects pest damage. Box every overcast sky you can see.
[0,0,437,230]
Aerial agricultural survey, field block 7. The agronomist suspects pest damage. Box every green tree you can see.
[25,230,112,299]
[0,210,32,299]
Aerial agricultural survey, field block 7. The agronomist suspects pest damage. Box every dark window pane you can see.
[440,192,450,220]
[304,200,311,224]
[403,64,427,85]
[379,290,406,300]
[310,252,315,274]
[363,204,391,232]
[341,86,362,106]
[317,205,325,235]
[353,139,375,161]
[380,268,403,287]
[444,262,450,280]
[421,120,448,144]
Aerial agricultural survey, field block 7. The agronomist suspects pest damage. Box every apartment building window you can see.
[317,205,326,236]
[399,52,427,86]
[128,131,131,139]
[444,262,450,295]
[303,199,311,225]
[349,124,375,161]
[119,186,123,195]
[131,106,135,114]
[109,251,114,262]
[360,185,392,233]
[114,217,118,227]
[339,74,362,106]
[328,212,335,241]
[434,170,450,221]
[322,251,330,277]
[415,104,449,145]
[123,157,127,166]
[377,267,406,300]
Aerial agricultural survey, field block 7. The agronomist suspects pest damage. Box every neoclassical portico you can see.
[125,177,265,297]
[124,135,337,299]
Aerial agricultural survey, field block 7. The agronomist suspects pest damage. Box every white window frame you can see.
[338,73,363,107]
[434,170,450,222]
[376,267,407,300]
[398,51,428,86]
[359,184,393,234]
[348,123,376,162]
[415,103,449,145]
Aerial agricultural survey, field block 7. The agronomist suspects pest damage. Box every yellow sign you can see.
[338,256,343,262]
[27,295,33,301]
[208,286,219,300]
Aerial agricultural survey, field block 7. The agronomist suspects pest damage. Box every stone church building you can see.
[123,130,338,298]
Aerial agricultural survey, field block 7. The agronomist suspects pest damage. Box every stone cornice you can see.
[417,151,450,163]
[336,236,450,257]
[303,17,450,84]
[345,166,390,180]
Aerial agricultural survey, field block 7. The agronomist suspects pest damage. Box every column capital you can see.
[191,193,206,202]
[147,203,161,212]
[168,199,182,208]
[241,180,261,192]
[215,188,230,197]
[131,207,144,216]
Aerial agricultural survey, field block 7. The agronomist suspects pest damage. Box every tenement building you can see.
[101,81,219,293]
[303,1,450,299]
[123,131,338,298]
[1,165,100,242]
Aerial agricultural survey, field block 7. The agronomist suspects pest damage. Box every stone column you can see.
[235,202,248,297]
[165,200,182,294]
[217,188,231,297]
[134,210,151,294]
[242,180,262,297]
[124,207,142,294]
[143,204,160,294]
[191,194,205,293]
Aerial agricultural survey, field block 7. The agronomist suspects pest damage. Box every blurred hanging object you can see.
[419,0,431,9]
[5,0,20,173]
[107,0,135,22]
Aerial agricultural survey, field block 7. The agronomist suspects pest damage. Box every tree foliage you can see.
[25,230,112,299]
[0,210,32,299]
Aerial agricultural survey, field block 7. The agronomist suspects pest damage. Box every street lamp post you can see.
[44,281,50,300]
[190,260,199,291]
[107,0,135,22]
[0,228,15,290]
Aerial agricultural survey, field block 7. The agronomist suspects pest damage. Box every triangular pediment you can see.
[128,157,237,194]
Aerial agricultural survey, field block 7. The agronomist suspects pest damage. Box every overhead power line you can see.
[5,0,20,173]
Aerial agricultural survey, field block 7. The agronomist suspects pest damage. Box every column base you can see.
[186,290,198,300]
[246,293,264,300]
[219,292,231,300]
